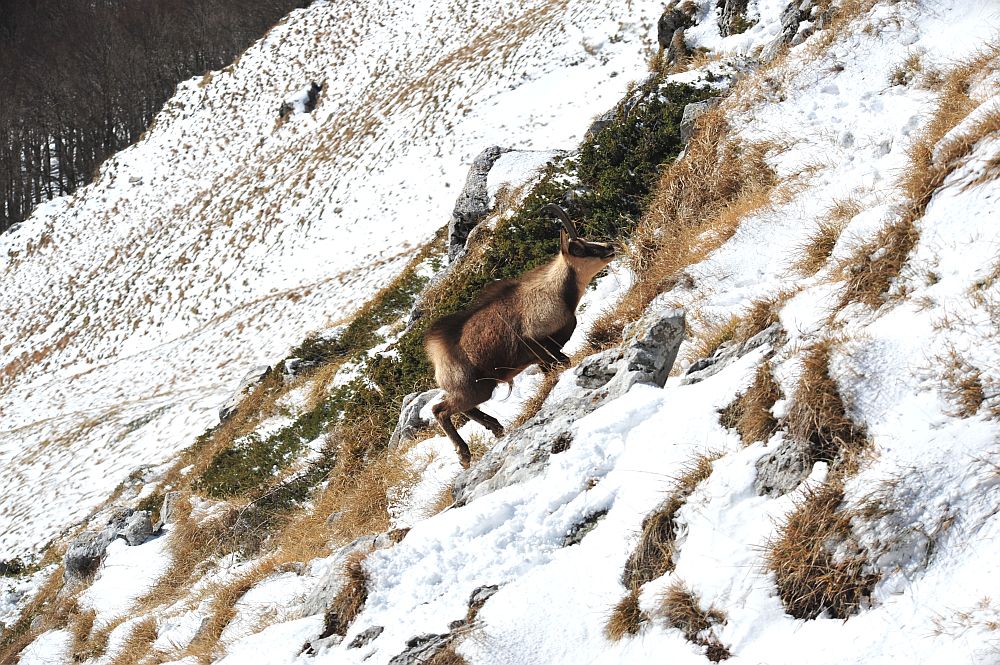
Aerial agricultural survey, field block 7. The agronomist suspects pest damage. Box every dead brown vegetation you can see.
[659,580,730,661]
[939,349,986,418]
[720,360,782,445]
[321,551,370,639]
[588,110,777,351]
[427,645,469,665]
[106,616,159,665]
[605,588,647,641]
[316,429,423,543]
[785,341,866,468]
[765,482,877,619]
[796,198,860,274]
[622,452,719,589]
[686,294,784,366]
[839,47,999,308]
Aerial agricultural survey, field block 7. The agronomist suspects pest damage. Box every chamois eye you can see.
[569,242,587,257]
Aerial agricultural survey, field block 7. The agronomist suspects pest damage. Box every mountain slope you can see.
[4,0,1000,664]
[0,0,662,558]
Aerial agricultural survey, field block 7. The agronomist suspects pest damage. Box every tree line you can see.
[0,0,308,233]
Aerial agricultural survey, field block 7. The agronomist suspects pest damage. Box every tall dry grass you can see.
[588,110,777,352]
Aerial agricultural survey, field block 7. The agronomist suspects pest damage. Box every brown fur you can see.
[426,213,614,467]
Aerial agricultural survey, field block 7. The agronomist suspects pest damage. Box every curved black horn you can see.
[539,203,579,240]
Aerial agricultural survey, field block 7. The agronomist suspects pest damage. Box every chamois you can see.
[425,204,615,468]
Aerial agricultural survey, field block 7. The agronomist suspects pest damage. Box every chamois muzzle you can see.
[590,242,616,260]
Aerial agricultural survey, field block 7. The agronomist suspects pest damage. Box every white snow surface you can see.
[7,0,1000,664]
[0,0,664,558]
[211,1,999,664]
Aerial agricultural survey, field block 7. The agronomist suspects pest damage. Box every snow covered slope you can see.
[205,1,999,663]
[6,0,1000,663]
[0,0,663,558]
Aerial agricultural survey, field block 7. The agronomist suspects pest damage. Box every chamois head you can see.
[541,203,616,279]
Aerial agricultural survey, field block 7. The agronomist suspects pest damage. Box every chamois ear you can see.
[559,229,570,255]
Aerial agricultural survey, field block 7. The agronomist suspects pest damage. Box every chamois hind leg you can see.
[464,408,503,437]
[432,395,473,468]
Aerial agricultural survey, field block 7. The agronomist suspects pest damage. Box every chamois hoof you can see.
[456,446,472,469]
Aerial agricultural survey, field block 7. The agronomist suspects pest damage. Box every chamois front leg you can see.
[464,408,503,437]
[432,399,472,468]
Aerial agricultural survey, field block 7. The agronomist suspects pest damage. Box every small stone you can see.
[754,439,814,497]
[680,98,722,144]
[120,511,153,546]
[347,625,384,649]
[389,390,442,449]
[64,531,113,581]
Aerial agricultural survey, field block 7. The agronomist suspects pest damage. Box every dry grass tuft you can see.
[837,216,920,308]
[588,110,777,351]
[0,566,71,663]
[839,47,999,308]
[686,293,786,367]
[659,580,730,661]
[319,425,422,543]
[622,453,720,588]
[766,482,878,619]
[69,606,96,654]
[426,483,456,518]
[796,198,861,274]
[106,616,158,665]
[184,564,268,661]
[321,551,370,638]
[889,52,923,87]
[939,349,986,418]
[427,645,469,665]
[605,588,647,641]
[785,342,866,468]
[720,360,783,446]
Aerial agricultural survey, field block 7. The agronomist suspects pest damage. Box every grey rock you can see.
[219,365,272,421]
[120,511,153,546]
[387,633,452,665]
[66,505,163,579]
[389,389,443,449]
[283,357,317,378]
[64,530,114,581]
[682,323,782,385]
[718,0,750,37]
[348,625,384,649]
[762,0,814,62]
[300,538,375,618]
[562,509,609,547]
[666,27,688,66]
[159,491,180,527]
[468,584,499,613]
[657,8,694,50]
[585,75,655,140]
[585,108,616,140]
[448,146,512,260]
[754,438,813,496]
[680,97,722,144]
[454,309,685,504]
